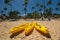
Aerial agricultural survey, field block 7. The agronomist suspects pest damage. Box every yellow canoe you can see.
[10,23,28,34]
[35,23,48,34]
[25,23,34,36]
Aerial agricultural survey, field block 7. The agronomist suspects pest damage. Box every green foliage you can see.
[3,14,6,16]
[40,5,43,8]
[47,0,52,5]
[45,8,52,17]
[36,3,43,9]
[4,0,11,4]
[53,13,60,18]
[36,3,40,6]
[23,7,27,17]
[24,0,28,5]
[1,11,4,13]
[24,7,27,11]
[2,0,60,19]
[4,7,7,10]
[32,11,41,19]
[26,11,41,19]
[4,0,12,6]
[57,2,60,6]
[8,11,19,19]
[26,13,33,18]
[32,7,35,9]
[55,7,59,11]
[23,0,29,19]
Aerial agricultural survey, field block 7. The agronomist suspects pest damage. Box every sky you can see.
[0,0,60,16]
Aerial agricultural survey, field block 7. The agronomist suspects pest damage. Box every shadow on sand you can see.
[36,29,51,38]
[10,30,24,38]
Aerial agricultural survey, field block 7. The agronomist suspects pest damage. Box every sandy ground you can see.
[0,19,60,40]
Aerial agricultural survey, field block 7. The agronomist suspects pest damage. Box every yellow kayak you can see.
[35,23,48,34]
[10,23,28,34]
[25,23,34,36]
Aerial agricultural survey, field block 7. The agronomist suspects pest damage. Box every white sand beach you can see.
[0,19,60,40]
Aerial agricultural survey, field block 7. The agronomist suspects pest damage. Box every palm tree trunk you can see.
[5,4,6,14]
[25,10,26,19]
[25,5,27,19]
[41,0,45,20]
[44,0,45,14]
[10,5,12,11]
[10,1,12,11]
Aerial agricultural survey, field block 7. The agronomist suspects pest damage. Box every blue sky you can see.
[0,0,60,16]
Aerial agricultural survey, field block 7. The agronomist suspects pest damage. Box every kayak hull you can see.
[25,23,34,36]
[35,23,48,34]
[10,26,25,34]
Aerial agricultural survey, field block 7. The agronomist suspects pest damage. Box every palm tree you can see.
[47,0,52,12]
[8,11,19,19]
[4,0,11,10]
[46,0,52,20]
[24,7,27,17]
[4,0,16,20]
[45,8,49,17]
[32,6,35,19]
[32,6,35,12]
[55,7,59,14]
[39,5,43,12]
[36,3,44,20]
[0,10,4,19]
[43,0,45,14]
[3,0,12,20]
[48,8,52,17]
[34,11,40,19]
[39,5,44,20]
[55,2,60,15]
[56,2,60,14]
[36,3,44,18]
[46,8,52,20]
[26,13,33,19]
[36,3,43,12]
[9,0,15,11]
[4,0,15,11]
[23,0,28,19]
